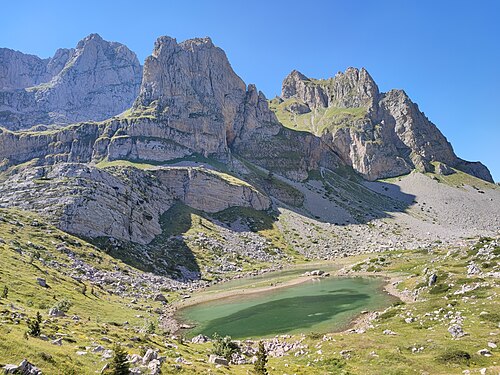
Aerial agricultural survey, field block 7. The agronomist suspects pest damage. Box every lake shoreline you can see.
[163,263,409,337]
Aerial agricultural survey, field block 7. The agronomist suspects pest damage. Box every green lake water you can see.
[178,277,396,339]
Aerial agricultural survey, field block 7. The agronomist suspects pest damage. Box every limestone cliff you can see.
[272,68,493,182]
[0,34,142,129]
[0,163,270,244]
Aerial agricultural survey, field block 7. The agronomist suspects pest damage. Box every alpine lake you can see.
[176,267,397,339]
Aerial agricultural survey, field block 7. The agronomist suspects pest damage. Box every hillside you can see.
[0,33,498,374]
[0,210,498,374]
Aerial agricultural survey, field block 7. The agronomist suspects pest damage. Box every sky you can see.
[1,0,498,181]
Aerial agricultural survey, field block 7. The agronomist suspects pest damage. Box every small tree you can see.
[212,333,240,361]
[145,320,156,334]
[36,311,42,323]
[27,316,41,337]
[254,341,268,375]
[1,285,8,299]
[106,344,130,375]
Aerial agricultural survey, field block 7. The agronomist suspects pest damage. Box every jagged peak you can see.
[151,36,216,58]
[76,33,105,49]
[179,37,214,50]
[286,69,309,81]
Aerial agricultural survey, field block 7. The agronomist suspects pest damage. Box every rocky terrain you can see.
[0,34,142,129]
[0,33,499,374]
[271,68,492,182]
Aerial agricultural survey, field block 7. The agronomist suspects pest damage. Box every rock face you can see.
[0,163,270,244]
[273,68,493,182]
[0,36,342,181]
[0,33,495,248]
[0,33,142,129]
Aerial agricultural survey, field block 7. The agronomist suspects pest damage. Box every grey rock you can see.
[0,34,142,130]
[142,349,158,365]
[448,324,465,339]
[191,334,210,344]
[2,359,42,375]
[428,273,438,287]
[467,263,481,276]
[36,278,47,288]
[208,354,229,366]
[51,338,62,346]
[153,293,167,302]
[0,163,270,244]
[477,349,492,357]
[435,162,455,176]
[48,308,65,317]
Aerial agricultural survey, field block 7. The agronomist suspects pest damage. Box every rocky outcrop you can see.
[274,68,493,182]
[0,34,142,129]
[0,35,493,185]
[0,163,270,244]
[131,36,246,159]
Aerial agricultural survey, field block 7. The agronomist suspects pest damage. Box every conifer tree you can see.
[107,344,130,375]
[254,341,268,375]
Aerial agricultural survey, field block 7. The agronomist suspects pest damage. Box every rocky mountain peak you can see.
[0,34,142,129]
[75,33,104,49]
[136,35,245,111]
[272,67,493,182]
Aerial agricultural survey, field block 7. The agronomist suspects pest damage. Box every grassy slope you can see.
[0,209,169,374]
[268,98,367,136]
[1,208,498,374]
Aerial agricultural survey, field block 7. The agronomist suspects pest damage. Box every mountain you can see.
[271,68,493,182]
[0,34,497,272]
[0,33,142,129]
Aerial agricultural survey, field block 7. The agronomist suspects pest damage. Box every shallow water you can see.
[178,277,395,339]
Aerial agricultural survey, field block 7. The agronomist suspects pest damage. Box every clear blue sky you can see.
[1,0,498,181]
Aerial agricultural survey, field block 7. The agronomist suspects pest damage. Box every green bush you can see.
[212,333,240,361]
[428,283,450,295]
[436,349,471,365]
[53,298,73,313]
[378,309,398,320]
[105,344,130,375]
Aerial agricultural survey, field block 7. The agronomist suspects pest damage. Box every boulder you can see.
[428,273,437,287]
[208,355,229,366]
[142,349,158,365]
[435,163,455,176]
[153,293,167,302]
[36,278,47,288]
[48,308,65,317]
[191,334,210,344]
[448,324,465,339]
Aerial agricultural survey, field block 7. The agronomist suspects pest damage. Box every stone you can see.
[435,163,455,176]
[3,359,42,375]
[153,293,167,302]
[467,263,481,276]
[383,330,397,335]
[142,349,157,365]
[191,334,209,344]
[487,342,497,349]
[148,359,162,375]
[51,338,62,346]
[428,273,438,287]
[208,355,229,366]
[477,349,492,357]
[48,308,65,317]
[36,278,47,288]
[310,269,324,276]
[448,324,465,339]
